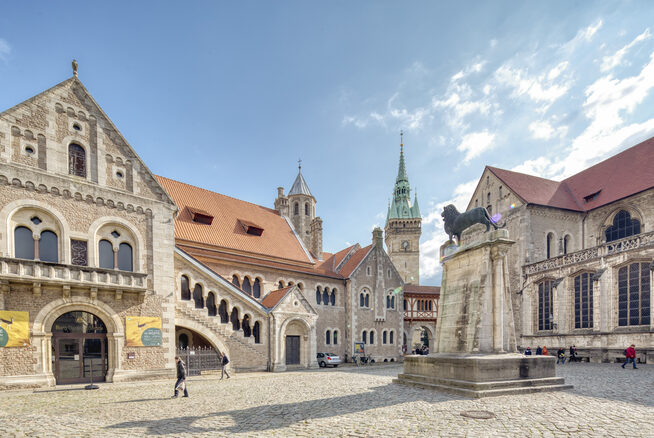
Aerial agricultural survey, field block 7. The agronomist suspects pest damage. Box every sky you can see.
[2,2,654,286]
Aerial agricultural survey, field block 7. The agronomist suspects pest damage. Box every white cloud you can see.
[561,20,603,53]
[456,130,495,164]
[601,28,651,72]
[0,39,11,62]
[528,120,568,140]
[495,63,571,104]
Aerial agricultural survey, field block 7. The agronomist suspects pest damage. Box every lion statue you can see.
[441,204,505,243]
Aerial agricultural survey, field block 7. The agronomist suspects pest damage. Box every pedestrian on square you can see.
[556,348,565,364]
[536,346,542,355]
[220,353,231,379]
[542,346,549,356]
[524,346,532,356]
[173,356,189,398]
[569,345,577,363]
[621,344,638,369]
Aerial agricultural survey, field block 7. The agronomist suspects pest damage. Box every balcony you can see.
[524,231,654,275]
[0,256,148,293]
[404,310,438,321]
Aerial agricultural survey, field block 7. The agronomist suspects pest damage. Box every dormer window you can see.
[238,219,264,236]
[189,207,214,225]
[583,190,601,203]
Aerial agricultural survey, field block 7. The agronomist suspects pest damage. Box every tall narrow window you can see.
[564,235,570,255]
[618,262,650,326]
[231,308,240,331]
[403,299,407,310]
[294,203,299,215]
[606,210,641,242]
[38,230,58,263]
[98,239,113,269]
[386,296,391,309]
[360,293,364,307]
[330,290,336,306]
[14,226,35,260]
[219,300,228,324]
[365,294,369,307]
[253,278,261,298]
[181,275,191,300]
[326,330,331,345]
[68,143,86,177]
[538,280,553,330]
[232,275,240,288]
[382,331,387,344]
[117,242,132,271]
[574,273,593,329]
[362,331,367,344]
[316,287,322,304]
[546,233,554,259]
[370,331,375,344]
[389,331,394,344]
[323,288,329,304]
[207,292,217,317]
[242,315,251,337]
[333,330,338,345]
[391,296,395,309]
[242,277,252,294]
[193,284,204,309]
[253,321,261,343]
[305,203,309,216]
[278,280,284,288]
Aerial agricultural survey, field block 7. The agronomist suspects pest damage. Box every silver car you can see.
[317,352,341,368]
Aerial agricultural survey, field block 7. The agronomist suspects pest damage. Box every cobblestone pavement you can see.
[1,363,653,437]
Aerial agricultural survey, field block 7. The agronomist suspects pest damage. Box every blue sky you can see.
[2,2,654,285]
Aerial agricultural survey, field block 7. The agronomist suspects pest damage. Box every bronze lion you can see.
[442,204,504,243]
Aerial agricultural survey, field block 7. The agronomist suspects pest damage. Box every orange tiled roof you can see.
[338,245,372,277]
[261,286,292,309]
[157,176,313,264]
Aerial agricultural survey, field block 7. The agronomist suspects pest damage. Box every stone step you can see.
[396,373,567,390]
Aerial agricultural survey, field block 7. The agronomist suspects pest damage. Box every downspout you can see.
[268,313,273,372]
[344,278,350,362]
[581,212,588,249]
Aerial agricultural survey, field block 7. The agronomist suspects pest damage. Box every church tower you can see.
[275,162,323,260]
[384,133,422,284]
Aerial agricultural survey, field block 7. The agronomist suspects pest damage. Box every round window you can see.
[116,171,124,178]
[73,124,81,131]
[25,146,35,154]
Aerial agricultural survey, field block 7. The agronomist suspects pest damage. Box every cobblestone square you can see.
[1,363,653,437]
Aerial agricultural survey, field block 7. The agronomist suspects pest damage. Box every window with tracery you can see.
[618,262,650,326]
[574,273,593,329]
[606,210,641,242]
[538,280,553,331]
[68,143,86,177]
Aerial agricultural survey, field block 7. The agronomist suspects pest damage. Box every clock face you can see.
[401,240,409,250]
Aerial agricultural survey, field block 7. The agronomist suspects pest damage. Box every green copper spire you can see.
[387,131,421,222]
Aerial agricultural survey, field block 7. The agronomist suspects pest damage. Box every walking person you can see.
[556,348,566,364]
[621,344,638,369]
[220,353,231,379]
[173,356,189,398]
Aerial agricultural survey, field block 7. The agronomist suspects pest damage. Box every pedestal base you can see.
[394,353,572,398]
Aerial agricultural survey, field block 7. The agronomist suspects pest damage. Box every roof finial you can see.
[72,59,78,77]
[298,158,302,171]
[400,129,404,154]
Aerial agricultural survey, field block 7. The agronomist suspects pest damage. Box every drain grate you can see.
[460,410,495,419]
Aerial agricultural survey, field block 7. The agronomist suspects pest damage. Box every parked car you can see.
[317,352,341,368]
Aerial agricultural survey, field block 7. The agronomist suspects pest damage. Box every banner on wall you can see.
[126,316,162,347]
[0,310,30,348]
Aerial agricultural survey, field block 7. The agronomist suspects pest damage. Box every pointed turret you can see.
[387,132,420,222]
[283,160,321,259]
[288,162,313,197]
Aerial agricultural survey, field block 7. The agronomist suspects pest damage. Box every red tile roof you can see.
[403,284,441,296]
[261,286,293,309]
[488,136,654,212]
[338,245,372,277]
[157,176,313,263]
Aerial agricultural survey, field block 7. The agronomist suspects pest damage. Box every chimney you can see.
[372,227,384,248]
[310,217,323,260]
[274,187,289,217]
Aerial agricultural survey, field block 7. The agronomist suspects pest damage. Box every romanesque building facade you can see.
[0,71,406,387]
[464,138,654,363]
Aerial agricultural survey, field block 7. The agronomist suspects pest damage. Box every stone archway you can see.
[408,323,435,353]
[275,317,316,371]
[174,317,229,358]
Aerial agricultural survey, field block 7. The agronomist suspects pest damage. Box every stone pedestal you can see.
[395,230,571,397]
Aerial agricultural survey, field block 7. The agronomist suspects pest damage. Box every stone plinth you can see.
[395,230,571,397]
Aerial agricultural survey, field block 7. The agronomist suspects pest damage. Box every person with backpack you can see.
[556,348,565,364]
[173,356,189,398]
[621,344,638,369]
[220,353,231,379]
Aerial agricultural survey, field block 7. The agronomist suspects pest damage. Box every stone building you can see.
[0,68,414,387]
[464,138,654,363]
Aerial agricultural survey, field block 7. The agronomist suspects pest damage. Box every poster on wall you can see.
[126,316,162,347]
[0,310,30,348]
[353,342,365,355]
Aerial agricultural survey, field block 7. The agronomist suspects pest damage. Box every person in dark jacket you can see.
[220,353,231,379]
[622,344,638,369]
[524,346,532,356]
[173,356,189,398]
[556,348,565,364]
[535,346,542,355]
[569,345,577,363]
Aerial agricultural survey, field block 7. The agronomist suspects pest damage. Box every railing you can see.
[404,310,438,321]
[524,231,654,275]
[0,256,148,290]
[176,346,222,376]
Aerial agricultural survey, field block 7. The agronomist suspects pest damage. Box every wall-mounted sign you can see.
[354,342,365,355]
[127,352,135,359]
[126,316,162,347]
[0,310,30,348]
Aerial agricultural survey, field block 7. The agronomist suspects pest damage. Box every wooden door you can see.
[285,335,300,365]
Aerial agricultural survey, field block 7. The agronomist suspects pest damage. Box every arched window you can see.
[294,203,299,215]
[360,293,364,307]
[391,296,395,309]
[14,226,35,260]
[253,278,261,298]
[253,321,261,343]
[117,242,132,271]
[330,290,336,306]
[563,235,571,255]
[386,296,391,309]
[326,330,331,345]
[333,330,338,345]
[487,192,491,204]
[618,262,650,326]
[230,307,240,331]
[98,239,114,269]
[546,233,554,259]
[207,292,217,317]
[232,275,240,288]
[316,287,322,304]
[305,203,309,216]
[178,333,189,349]
[39,230,58,262]
[242,277,252,294]
[389,331,394,344]
[382,331,387,344]
[606,210,641,242]
[68,143,86,177]
[362,331,367,344]
[278,280,284,288]
[538,280,553,330]
[370,330,375,344]
[574,273,593,329]
[180,275,191,300]
[365,294,369,308]
[193,284,204,309]
[242,315,251,337]
[219,300,229,324]
[403,299,407,310]
[323,288,329,304]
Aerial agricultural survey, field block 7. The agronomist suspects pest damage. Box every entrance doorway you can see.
[52,311,107,384]
[285,335,300,365]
